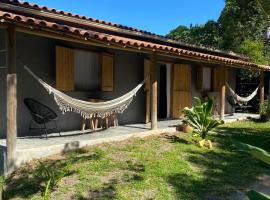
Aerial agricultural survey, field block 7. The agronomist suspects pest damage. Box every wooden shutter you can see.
[171,64,192,118]
[144,59,151,123]
[213,66,229,92]
[56,46,74,91]
[101,53,114,91]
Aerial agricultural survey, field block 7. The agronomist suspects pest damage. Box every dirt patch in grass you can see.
[50,175,79,200]
[47,153,66,161]
[110,151,133,162]
[61,175,79,186]
[127,188,158,200]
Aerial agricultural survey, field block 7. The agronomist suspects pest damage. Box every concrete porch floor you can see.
[0,113,259,174]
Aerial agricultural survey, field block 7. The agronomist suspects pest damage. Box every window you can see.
[202,67,211,91]
[196,66,212,91]
[74,50,100,91]
[56,46,114,92]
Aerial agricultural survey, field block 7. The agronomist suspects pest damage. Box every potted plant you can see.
[177,118,192,133]
[182,97,224,148]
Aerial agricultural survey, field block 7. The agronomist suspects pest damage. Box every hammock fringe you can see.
[24,65,145,119]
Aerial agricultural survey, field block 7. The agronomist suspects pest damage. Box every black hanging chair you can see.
[24,98,61,139]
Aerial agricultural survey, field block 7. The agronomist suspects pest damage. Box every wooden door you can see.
[144,59,151,123]
[171,64,192,118]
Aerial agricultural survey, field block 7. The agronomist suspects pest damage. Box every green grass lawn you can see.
[4,120,270,200]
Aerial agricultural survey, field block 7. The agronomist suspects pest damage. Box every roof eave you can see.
[0,0,249,60]
[1,19,269,71]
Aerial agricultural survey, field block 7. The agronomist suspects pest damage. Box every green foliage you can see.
[182,97,224,139]
[0,176,4,187]
[237,39,268,78]
[0,176,5,200]
[256,0,270,17]
[35,161,65,199]
[247,190,270,200]
[167,25,192,43]
[234,141,270,165]
[167,20,222,48]
[239,39,268,65]
[167,0,270,69]
[218,0,269,51]
[43,178,52,200]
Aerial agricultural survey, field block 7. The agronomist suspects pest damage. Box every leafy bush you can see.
[182,97,224,139]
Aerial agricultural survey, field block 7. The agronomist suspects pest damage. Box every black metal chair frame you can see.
[24,98,61,139]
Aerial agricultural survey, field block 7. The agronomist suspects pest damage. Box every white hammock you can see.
[226,82,258,105]
[24,66,146,119]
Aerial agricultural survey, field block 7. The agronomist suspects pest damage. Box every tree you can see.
[219,0,269,51]
[167,20,222,48]
[190,20,222,48]
[238,39,267,78]
[167,0,270,65]
[239,39,267,65]
[167,25,192,43]
[257,0,270,15]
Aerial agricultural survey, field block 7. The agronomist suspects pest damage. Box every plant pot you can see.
[178,124,192,133]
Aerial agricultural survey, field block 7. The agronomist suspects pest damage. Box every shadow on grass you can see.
[216,125,270,151]
[167,148,267,199]
[4,150,103,199]
[167,125,270,200]
[163,134,190,144]
[74,178,118,200]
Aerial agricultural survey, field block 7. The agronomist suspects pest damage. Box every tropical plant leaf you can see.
[233,141,270,165]
[205,97,213,116]
[247,190,270,200]
[182,97,223,139]
[194,97,202,106]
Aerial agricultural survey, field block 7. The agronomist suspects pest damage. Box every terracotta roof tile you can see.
[0,6,269,70]
[0,0,252,60]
